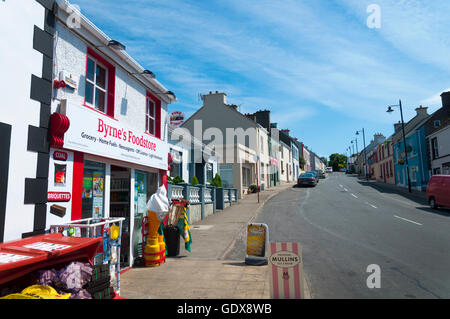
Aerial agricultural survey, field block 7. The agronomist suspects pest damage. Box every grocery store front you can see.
[47,102,169,269]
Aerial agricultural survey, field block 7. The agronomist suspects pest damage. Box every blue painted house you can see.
[392,106,431,191]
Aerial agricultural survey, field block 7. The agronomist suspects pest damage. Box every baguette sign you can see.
[47,192,71,202]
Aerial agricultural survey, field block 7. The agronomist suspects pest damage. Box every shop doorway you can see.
[110,165,131,267]
[133,170,158,265]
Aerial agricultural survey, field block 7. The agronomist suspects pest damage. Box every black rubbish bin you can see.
[164,226,180,257]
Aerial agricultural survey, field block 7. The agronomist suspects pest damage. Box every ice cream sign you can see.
[63,101,168,170]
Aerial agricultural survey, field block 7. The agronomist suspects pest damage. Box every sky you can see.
[72,0,450,160]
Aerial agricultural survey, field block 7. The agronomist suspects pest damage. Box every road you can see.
[226,173,450,298]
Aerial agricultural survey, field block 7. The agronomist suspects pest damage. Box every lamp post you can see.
[356,128,368,180]
[387,99,411,193]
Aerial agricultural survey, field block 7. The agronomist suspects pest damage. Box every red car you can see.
[426,175,450,209]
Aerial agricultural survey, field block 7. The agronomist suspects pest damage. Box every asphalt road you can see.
[226,173,450,299]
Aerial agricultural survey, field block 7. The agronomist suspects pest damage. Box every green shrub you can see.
[210,173,222,187]
[171,176,184,185]
[191,176,199,186]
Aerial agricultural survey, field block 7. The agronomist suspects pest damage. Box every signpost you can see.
[269,242,305,299]
[244,223,269,265]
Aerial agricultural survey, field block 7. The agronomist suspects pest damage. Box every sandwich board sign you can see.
[269,242,305,299]
[244,223,269,265]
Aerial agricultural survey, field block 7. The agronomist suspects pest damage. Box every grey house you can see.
[181,91,269,198]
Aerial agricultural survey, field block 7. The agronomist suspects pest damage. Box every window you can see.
[146,91,161,139]
[261,164,265,181]
[206,163,213,183]
[411,166,417,182]
[431,137,439,159]
[85,57,108,112]
[84,48,115,118]
[434,120,441,128]
[146,98,156,136]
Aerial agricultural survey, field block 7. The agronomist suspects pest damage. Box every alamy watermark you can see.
[366,264,381,288]
[66,4,82,29]
[367,4,381,29]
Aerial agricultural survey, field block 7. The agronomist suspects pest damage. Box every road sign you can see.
[244,223,269,265]
[269,242,305,299]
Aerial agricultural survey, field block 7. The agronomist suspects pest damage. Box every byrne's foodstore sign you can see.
[63,102,168,170]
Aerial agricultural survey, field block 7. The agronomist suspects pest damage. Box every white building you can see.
[0,0,56,242]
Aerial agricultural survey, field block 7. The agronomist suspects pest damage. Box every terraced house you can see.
[392,106,430,191]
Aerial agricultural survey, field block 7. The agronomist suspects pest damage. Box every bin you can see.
[164,226,180,257]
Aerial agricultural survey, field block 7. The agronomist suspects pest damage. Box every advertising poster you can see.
[83,176,92,199]
[245,223,269,265]
[93,172,104,197]
[269,242,305,299]
[46,149,74,227]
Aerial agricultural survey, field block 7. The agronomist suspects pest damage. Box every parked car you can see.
[325,167,333,173]
[297,173,318,187]
[306,171,319,183]
[426,175,450,209]
[316,170,326,179]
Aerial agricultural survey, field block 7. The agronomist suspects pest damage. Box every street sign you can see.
[244,223,269,265]
[269,242,305,299]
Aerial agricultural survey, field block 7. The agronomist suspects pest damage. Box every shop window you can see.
[81,160,106,219]
[84,48,115,118]
[219,164,234,188]
[242,165,252,187]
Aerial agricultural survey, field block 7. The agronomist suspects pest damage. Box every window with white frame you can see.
[146,98,156,136]
[85,56,108,113]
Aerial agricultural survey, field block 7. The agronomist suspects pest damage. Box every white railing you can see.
[224,190,229,202]
[204,188,212,203]
[171,186,184,200]
[189,187,200,203]
[231,190,236,202]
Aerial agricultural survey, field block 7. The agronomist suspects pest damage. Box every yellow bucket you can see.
[146,236,159,246]
[144,242,162,267]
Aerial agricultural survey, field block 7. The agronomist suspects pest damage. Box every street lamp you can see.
[356,128,368,180]
[387,99,411,193]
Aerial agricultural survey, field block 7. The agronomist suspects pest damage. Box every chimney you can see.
[203,91,227,108]
[374,133,385,144]
[415,105,428,117]
[394,121,402,132]
[281,129,290,136]
[254,110,271,130]
[441,91,450,109]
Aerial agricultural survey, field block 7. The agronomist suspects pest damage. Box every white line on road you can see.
[364,201,378,208]
[343,188,348,192]
[339,184,343,188]
[351,193,358,198]
[393,215,422,226]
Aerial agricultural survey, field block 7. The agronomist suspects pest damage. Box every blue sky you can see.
[72,0,450,159]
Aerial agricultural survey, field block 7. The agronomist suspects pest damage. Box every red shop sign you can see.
[47,192,71,202]
[53,151,68,161]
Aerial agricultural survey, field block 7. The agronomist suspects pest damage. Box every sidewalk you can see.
[120,182,311,299]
